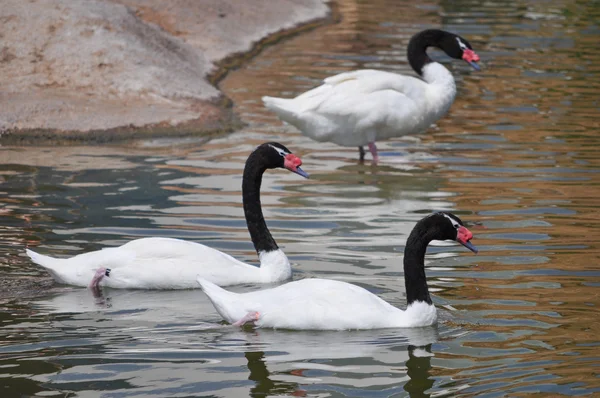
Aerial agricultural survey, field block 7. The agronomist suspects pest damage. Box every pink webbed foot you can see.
[368,142,379,165]
[88,267,111,290]
[233,311,260,327]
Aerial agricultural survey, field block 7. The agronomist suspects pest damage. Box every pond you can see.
[1,0,599,396]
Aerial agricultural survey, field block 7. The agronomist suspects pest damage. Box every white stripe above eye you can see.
[269,144,290,157]
[442,213,460,229]
[456,37,468,51]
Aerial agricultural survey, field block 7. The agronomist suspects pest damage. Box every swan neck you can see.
[407,29,450,79]
[243,153,278,254]
[421,63,455,88]
[258,249,291,282]
[404,225,434,305]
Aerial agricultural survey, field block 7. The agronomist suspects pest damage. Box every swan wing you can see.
[199,278,436,330]
[106,237,260,288]
[118,237,246,268]
[265,70,427,145]
[28,237,259,289]
[301,70,424,112]
[240,279,400,330]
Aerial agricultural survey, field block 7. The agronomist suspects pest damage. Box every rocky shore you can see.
[0,0,329,142]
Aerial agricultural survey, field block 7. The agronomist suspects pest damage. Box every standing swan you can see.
[262,29,481,163]
[26,142,309,289]
[198,212,478,330]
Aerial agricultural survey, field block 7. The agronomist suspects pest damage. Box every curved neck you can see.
[403,224,435,305]
[407,30,446,77]
[243,154,278,254]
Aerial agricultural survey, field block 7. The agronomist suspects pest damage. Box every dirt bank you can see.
[0,0,329,143]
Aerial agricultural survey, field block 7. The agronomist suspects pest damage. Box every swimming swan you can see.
[26,142,309,289]
[198,212,478,329]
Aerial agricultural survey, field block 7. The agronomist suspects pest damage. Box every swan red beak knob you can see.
[284,154,309,178]
[457,226,478,253]
[462,49,480,71]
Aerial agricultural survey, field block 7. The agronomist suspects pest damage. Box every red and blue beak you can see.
[462,49,480,71]
[457,226,478,253]
[284,154,309,179]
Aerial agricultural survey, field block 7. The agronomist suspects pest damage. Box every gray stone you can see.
[0,0,329,137]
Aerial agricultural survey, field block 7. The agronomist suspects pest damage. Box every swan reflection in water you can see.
[231,327,438,397]
[32,287,441,397]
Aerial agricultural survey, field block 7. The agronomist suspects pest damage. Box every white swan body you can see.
[26,142,309,290]
[198,277,437,330]
[26,238,290,289]
[263,29,480,162]
[263,64,456,147]
[198,212,479,330]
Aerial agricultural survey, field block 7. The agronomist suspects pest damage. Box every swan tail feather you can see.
[262,96,291,111]
[26,248,70,283]
[197,277,229,298]
[26,249,61,271]
[262,96,302,126]
[197,277,245,324]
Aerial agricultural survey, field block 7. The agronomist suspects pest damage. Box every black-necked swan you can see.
[262,29,481,164]
[197,212,478,330]
[26,142,309,289]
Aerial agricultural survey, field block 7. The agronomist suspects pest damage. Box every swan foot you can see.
[358,146,365,162]
[368,142,379,165]
[233,311,260,327]
[88,267,111,290]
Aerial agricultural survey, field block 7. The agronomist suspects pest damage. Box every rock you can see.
[0,0,329,140]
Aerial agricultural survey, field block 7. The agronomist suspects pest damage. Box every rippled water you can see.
[2,0,600,396]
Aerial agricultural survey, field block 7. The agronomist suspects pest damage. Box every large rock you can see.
[0,0,329,139]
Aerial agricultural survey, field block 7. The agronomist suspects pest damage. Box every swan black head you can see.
[253,142,309,178]
[243,143,308,254]
[439,32,480,70]
[404,211,478,305]
[422,212,478,253]
[407,29,481,75]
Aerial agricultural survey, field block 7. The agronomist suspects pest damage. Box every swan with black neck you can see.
[197,212,478,330]
[26,142,309,289]
[262,29,481,163]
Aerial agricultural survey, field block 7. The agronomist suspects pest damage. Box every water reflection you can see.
[237,329,439,397]
[1,0,600,396]
[4,287,442,396]
[245,350,305,397]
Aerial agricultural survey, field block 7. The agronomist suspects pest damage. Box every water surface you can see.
[1,0,600,396]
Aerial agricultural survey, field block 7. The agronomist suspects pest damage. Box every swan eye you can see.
[269,144,289,157]
[456,37,468,51]
[442,213,461,229]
